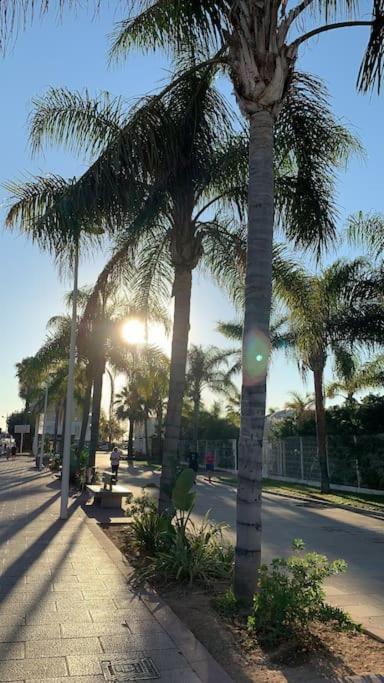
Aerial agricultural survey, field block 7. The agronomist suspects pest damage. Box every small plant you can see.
[248,539,358,647]
[214,589,240,619]
[130,469,234,586]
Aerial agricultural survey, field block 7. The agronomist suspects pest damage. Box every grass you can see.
[212,472,384,513]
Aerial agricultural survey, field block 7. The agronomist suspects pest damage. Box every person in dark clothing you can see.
[188,451,199,482]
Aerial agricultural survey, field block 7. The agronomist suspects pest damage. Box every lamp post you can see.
[60,240,79,520]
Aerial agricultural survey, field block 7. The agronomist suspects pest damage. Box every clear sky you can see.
[0,4,382,430]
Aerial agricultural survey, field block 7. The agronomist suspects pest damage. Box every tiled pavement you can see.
[0,458,233,683]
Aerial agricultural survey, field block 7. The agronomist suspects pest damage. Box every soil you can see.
[104,525,384,682]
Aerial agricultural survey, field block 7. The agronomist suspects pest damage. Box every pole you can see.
[39,384,49,469]
[60,241,79,520]
[20,432,24,455]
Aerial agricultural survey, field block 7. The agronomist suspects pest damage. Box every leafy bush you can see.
[147,513,233,586]
[130,469,233,586]
[248,539,358,646]
[214,589,240,619]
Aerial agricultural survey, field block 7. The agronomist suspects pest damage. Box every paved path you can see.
[97,455,384,642]
[0,457,233,682]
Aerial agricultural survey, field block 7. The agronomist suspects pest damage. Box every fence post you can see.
[282,440,286,477]
[300,437,304,481]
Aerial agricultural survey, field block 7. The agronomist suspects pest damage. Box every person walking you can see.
[11,444,17,460]
[5,445,11,460]
[110,445,122,481]
[205,451,215,484]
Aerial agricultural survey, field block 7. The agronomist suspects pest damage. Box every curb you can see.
[83,508,234,683]
[262,488,384,521]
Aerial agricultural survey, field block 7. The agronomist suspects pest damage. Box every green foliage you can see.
[146,513,233,586]
[171,468,196,512]
[214,589,240,619]
[248,540,358,647]
[130,471,233,586]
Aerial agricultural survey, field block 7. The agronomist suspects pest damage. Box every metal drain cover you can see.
[102,658,160,681]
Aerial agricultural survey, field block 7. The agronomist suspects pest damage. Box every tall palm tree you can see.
[26,68,358,519]
[103,0,384,604]
[186,345,232,444]
[279,259,384,493]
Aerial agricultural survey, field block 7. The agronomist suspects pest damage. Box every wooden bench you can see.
[86,484,132,510]
[102,470,117,491]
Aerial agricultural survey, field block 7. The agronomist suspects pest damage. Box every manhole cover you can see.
[102,658,160,681]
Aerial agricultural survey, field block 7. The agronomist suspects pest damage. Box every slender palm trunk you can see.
[144,408,149,460]
[234,110,275,607]
[88,359,105,468]
[78,377,92,454]
[107,369,115,448]
[313,364,330,493]
[159,266,192,513]
[59,399,67,459]
[127,419,134,463]
[192,391,200,447]
[52,402,60,454]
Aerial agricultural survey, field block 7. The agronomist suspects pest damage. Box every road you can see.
[96,453,384,639]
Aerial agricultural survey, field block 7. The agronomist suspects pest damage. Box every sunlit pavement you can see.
[96,453,384,642]
[0,456,232,682]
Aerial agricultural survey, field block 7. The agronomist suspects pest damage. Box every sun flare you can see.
[122,319,145,345]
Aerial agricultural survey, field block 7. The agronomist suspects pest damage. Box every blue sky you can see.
[0,5,382,429]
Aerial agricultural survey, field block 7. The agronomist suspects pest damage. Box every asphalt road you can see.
[95,453,384,637]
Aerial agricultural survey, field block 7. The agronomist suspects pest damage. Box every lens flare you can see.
[243,329,271,386]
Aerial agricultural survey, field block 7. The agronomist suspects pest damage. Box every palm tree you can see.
[186,345,232,445]
[103,0,384,605]
[280,259,384,493]
[285,391,315,419]
[348,212,384,259]
[327,354,384,403]
[24,65,357,520]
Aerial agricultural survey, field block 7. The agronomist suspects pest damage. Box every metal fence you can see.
[263,434,384,494]
[178,439,238,471]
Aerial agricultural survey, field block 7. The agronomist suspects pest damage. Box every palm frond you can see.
[109,0,229,61]
[30,88,126,158]
[347,211,384,258]
[357,0,384,93]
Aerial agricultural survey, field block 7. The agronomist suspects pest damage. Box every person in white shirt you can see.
[110,445,122,480]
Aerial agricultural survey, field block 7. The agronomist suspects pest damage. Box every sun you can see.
[122,319,145,345]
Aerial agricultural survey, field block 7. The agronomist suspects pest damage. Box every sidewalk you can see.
[0,457,233,682]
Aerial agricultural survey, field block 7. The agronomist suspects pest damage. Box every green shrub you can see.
[248,539,358,646]
[130,470,234,586]
[144,513,233,586]
[214,589,240,619]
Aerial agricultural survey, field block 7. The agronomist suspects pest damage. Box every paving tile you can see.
[0,624,61,642]
[26,637,102,658]
[61,622,132,639]
[0,641,25,659]
[0,656,68,681]
[26,609,92,624]
[99,631,175,652]
[89,607,149,623]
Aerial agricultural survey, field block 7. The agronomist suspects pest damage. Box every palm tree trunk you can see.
[144,408,149,460]
[78,378,92,454]
[59,399,67,459]
[192,392,200,447]
[107,368,115,448]
[159,266,192,513]
[313,364,330,493]
[88,359,105,468]
[52,402,60,454]
[234,110,275,607]
[127,419,134,463]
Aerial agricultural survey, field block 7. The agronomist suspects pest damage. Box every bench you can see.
[86,484,132,510]
[102,470,117,491]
